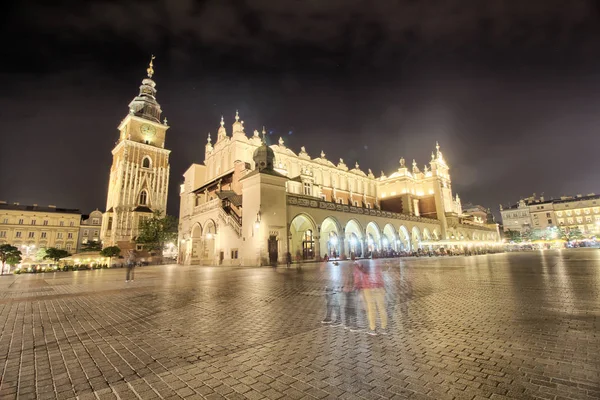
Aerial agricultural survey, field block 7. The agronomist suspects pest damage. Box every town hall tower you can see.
[101,57,171,251]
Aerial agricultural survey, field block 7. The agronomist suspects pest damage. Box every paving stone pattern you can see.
[0,250,599,400]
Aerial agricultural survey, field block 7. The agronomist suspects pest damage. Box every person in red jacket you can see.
[355,260,387,335]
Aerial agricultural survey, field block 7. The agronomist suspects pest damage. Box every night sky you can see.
[3,1,600,218]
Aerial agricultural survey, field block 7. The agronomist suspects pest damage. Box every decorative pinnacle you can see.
[235,110,239,121]
[220,116,224,127]
[262,126,266,135]
[207,133,211,143]
[147,55,156,78]
[321,150,326,158]
[355,162,359,169]
[436,141,440,154]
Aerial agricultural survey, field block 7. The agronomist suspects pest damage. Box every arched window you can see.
[139,190,148,205]
[142,156,151,168]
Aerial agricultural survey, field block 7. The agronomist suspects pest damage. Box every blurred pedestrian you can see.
[126,249,136,282]
[322,285,341,324]
[356,261,387,335]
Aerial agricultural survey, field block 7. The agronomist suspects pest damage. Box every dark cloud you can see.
[2,1,600,218]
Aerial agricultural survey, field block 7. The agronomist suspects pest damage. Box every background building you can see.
[77,209,103,253]
[500,193,600,237]
[179,113,500,266]
[100,58,171,252]
[0,201,81,260]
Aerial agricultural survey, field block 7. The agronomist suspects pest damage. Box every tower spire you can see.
[147,55,156,78]
[127,56,162,122]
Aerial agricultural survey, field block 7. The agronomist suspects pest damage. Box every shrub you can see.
[13,269,21,275]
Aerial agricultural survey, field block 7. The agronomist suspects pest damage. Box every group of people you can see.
[322,255,388,336]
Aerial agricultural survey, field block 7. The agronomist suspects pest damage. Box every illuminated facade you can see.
[76,209,103,253]
[178,113,500,266]
[100,58,171,251]
[501,193,600,237]
[0,202,81,256]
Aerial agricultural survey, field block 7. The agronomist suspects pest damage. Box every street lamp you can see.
[254,210,261,229]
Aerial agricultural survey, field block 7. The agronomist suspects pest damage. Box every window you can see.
[2,218,7,224]
[28,232,35,238]
[577,217,583,223]
[18,219,23,225]
[586,216,592,223]
[337,198,343,204]
[55,244,62,249]
[136,244,143,251]
[93,230,99,237]
[139,190,148,205]
[66,244,72,251]
[142,156,151,168]
[67,233,73,239]
[0,231,5,238]
[321,194,326,201]
[303,182,311,196]
[16,232,22,238]
[70,221,74,227]
[546,213,551,218]
[585,209,591,214]
[57,233,63,239]
[107,217,113,230]
[41,232,47,239]
[547,219,552,224]
[231,249,238,259]
[43,220,48,226]
[556,211,562,217]
[575,209,581,215]
[366,203,371,209]
[83,230,89,236]
[566,210,572,216]
[568,218,574,224]
[60,221,64,227]
[92,218,99,225]
[31,219,36,225]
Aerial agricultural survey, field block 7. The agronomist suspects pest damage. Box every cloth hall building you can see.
[178,114,500,266]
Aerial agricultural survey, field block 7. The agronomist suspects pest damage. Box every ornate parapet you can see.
[287,195,438,225]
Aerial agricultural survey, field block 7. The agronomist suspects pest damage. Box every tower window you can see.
[142,157,151,168]
[139,190,148,205]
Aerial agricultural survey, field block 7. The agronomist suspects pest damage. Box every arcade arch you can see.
[383,223,398,252]
[320,216,342,258]
[290,214,317,260]
[411,226,422,251]
[345,219,364,258]
[366,221,382,254]
[399,225,411,251]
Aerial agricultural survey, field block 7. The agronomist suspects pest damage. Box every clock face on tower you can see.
[140,124,156,137]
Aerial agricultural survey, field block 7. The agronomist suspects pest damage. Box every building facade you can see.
[0,202,81,257]
[76,209,103,253]
[100,57,171,252]
[500,193,600,237]
[178,113,500,266]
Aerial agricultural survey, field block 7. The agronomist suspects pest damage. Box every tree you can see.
[100,246,121,266]
[35,247,48,261]
[136,211,178,255]
[44,248,71,264]
[504,229,522,243]
[562,227,584,242]
[0,244,22,275]
[81,240,102,252]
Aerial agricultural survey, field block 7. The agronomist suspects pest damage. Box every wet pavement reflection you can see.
[0,249,599,399]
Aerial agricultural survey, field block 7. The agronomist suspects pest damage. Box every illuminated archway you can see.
[320,216,342,258]
[399,225,411,251]
[345,219,364,258]
[411,226,422,251]
[189,223,203,265]
[203,219,217,264]
[383,223,398,252]
[290,214,317,260]
[366,221,382,254]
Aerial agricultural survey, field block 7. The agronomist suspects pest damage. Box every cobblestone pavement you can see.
[0,250,599,400]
